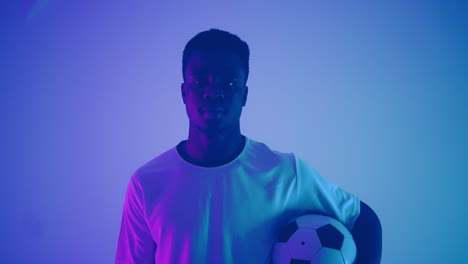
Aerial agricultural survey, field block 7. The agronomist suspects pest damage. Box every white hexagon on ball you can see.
[271,214,357,264]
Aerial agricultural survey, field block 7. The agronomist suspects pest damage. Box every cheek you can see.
[185,92,200,105]
[185,95,202,115]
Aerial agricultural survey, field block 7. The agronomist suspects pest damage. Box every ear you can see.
[242,86,248,107]
[181,83,186,105]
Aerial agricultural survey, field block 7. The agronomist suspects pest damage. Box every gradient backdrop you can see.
[1,1,467,263]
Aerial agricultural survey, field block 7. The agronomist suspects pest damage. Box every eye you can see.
[192,79,206,86]
[227,80,239,88]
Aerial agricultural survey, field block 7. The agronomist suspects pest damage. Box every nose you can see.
[203,83,225,101]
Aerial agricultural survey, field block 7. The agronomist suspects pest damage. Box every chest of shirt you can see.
[143,168,296,245]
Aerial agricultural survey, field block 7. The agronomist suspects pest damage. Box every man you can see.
[115,29,382,264]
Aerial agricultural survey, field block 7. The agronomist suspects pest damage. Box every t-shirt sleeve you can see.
[115,174,156,264]
[293,154,361,231]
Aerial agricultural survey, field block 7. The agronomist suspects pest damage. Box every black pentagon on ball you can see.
[290,259,311,264]
[316,224,344,250]
[277,221,299,243]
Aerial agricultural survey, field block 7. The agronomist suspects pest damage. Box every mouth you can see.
[202,107,225,112]
[201,107,225,119]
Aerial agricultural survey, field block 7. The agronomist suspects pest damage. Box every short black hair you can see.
[182,28,250,84]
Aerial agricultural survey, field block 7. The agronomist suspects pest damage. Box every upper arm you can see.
[351,201,382,264]
[115,177,157,264]
[294,155,361,231]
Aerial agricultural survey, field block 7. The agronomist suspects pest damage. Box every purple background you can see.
[1,1,467,263]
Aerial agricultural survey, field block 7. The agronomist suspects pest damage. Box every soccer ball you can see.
[272,214,357,264]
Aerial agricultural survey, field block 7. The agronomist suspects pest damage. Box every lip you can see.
[202,107,225,112]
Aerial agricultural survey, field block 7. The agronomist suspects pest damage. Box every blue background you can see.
[1,1,467,263]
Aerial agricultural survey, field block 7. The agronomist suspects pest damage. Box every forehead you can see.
[185,49,244,77]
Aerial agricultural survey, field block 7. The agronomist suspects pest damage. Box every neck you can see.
[182,126,245,166]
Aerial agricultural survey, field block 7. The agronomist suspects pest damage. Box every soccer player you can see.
[115,29,382,264]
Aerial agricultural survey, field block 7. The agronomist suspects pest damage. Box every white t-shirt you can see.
[115,136,360,264]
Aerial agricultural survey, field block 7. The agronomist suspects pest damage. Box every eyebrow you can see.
[190,71,207,76]
[190,71,239,78]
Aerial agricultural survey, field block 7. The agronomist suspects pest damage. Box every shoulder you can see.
[291,154,330,187]
[131,145,179,183]
[244,137,295,168]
